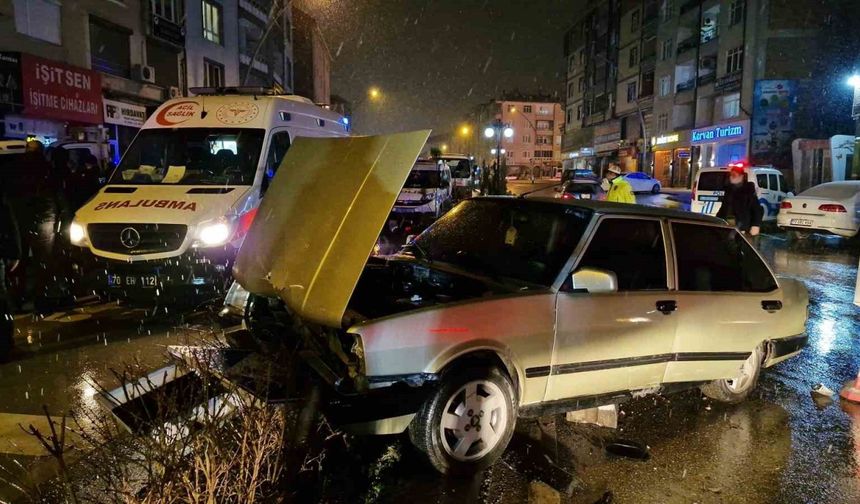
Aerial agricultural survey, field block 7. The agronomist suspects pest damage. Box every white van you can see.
[436,154,473,200]
[69,89,349,301]
[691,164,791,222]
[392,160,453,218]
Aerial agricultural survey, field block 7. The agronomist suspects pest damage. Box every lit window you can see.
[523,105,532,113]
[202,0,222,45]
[723,92,740,118]
[659,75,672,96]
[14,0,61,44]
[661,39,673,60]
[725,46,743,74]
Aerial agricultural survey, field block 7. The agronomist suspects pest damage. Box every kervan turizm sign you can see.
[691,123,746,144]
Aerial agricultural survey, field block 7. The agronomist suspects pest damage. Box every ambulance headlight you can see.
[69,221,87,245]
[197,221,232,246]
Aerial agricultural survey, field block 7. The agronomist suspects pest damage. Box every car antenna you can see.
[517,180,566,199]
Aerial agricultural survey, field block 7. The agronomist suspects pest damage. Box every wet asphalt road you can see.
[0,189,858,502]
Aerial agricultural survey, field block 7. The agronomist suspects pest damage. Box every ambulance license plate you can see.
[108,274,158,288]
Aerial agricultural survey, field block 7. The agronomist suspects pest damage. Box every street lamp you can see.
[368,86,382,101]
[848,75,860,88]
[484,118,514,193]
[441,143,448,152]
[490,148,506,155]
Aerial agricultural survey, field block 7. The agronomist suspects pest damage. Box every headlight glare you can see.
[198,222,231,246]
[69,222,86,244]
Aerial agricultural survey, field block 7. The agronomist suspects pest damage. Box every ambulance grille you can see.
[87,223,188,255]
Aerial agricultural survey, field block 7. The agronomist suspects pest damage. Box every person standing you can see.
[603,164,636,204]
[0,187,21,360]
[716,165,762,237]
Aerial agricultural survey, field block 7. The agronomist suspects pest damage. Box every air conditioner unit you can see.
[137,65,156,83]
[168,86,182,99]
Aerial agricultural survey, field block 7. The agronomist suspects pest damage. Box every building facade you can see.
[563,0,859,187]
[471,95,564,176]
[293,6,331,105]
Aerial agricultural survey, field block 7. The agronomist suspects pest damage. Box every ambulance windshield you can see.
[109,128,265,185]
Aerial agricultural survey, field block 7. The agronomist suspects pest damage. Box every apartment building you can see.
[472,94,564,176]
[563,0,858,187]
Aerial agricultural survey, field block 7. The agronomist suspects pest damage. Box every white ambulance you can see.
[69,88,350,302]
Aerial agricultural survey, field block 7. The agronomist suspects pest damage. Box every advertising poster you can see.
[751,80,797,158]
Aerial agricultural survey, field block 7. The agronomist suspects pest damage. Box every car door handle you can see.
[762,300,783,312]
[656,300,677,315]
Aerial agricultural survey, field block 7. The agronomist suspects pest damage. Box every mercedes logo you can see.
[120,227,141,249]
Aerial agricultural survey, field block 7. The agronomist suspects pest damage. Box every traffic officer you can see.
[716,165,762,237]
[603,164,635,204]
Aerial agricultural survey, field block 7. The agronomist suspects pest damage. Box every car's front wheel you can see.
[409,365,517,474]
[651,183,660,194]
[700,346,762,403]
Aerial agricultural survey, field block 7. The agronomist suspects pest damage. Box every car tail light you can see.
[780,201,792,209]
[819,204,847,213]
[561,193,573,199]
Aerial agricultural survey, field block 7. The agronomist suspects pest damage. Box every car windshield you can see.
[445,159,471,178]
[404,169,440,188]
[698,171,729,191]
[412,199,592,286]
[108,128,265,185]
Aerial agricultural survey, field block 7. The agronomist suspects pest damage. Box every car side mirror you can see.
[571,268,618,294]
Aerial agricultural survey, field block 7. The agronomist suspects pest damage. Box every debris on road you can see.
[565,404,618,429]
[528,480,560,504]
[812,383,835,398]
[604,438,650,461]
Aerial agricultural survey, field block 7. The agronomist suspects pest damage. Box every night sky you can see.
[296,0,576,135]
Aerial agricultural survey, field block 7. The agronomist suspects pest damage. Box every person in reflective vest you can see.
[603,165,635,204]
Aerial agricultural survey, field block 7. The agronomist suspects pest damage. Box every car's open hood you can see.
[233,130,431,328]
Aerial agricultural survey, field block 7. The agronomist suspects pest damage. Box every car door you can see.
[665,221,782,383]
[546,216,678,401]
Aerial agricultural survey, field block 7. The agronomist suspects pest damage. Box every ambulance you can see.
[69,88,350,302]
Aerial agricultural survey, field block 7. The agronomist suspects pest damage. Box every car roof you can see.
[412,161,440,170]
[478,196,725,224]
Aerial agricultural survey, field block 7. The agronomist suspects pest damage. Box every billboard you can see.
[20,53,102,124]
[751,80,798,158]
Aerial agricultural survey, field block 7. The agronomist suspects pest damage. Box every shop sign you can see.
[715,72,742,92]
[151,15,185,46]
[691,123,746,144]
[103,98,147,128]
[651,133,680,147]
[0,52,22,112]
[21,54,102,124]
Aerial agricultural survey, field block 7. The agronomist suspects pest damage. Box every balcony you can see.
[641,18,658,37]
[697,72,715,86]
[676,36,698,56]
[585,111,607,127]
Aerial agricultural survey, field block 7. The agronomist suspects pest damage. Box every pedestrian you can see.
[716,165,762,238]
[4,140,60,314]
[602,164,635,204]
[0,187,21,361]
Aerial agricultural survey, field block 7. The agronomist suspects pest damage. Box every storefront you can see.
[0,52,103,143]
[593,121,622,176]
[650,130,692,188]
[690,119,750,175]
[102,98,147,165]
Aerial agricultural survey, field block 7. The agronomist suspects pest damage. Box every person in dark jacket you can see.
[716,165,762,236]
[0,187,21,360]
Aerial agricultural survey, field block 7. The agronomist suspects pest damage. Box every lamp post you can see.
[484,119,514,194]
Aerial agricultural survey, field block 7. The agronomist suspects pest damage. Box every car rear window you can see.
[566,182,597,194]
[697,172,728,191]
[672,223,777,292]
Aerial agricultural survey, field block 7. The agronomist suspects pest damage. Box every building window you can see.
[202,0,222,45]
[658,113,669,132]
[523,152,529,159]
[627,81,637,103]
[729,0,745,26]
[567,82,574,98]
[89,17,131,78]
[204,59,224,87]
[523,105,532,113]
[661,39,673,61]
[508,104,516,113]
[536,120,551,130]
[631,9,640,32]
[566,108,572,125]
[659,75,672,96]
[523,135,531,143]
[576,105,583,120]
[568,56,576,73]
[723,92,740,118]
[578,48,585,64]
[660,0,674,22]
[578,77,585,91]
[629,46,639,68]
[14,0,61,44]
[641,71,655,97]
[726,46,743,74]
[151,0,177,22]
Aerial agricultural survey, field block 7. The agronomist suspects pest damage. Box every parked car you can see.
[692,165,792,222]
[227,132,809,475]
[777,180,860,237]
[623,171,661,194]
[393,160,453,219]
[555,178,604,200]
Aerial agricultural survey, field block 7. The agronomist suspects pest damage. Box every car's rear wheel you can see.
[409,365,516,474]
[700,346,763,403]
[651,183,660,194]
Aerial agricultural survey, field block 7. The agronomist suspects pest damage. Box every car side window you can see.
[778,174,787,192]
[768,174,779,192]
[756,174,768,189]
[575,218,668,291]
[262,131,291,194]
[672,223,778,292]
